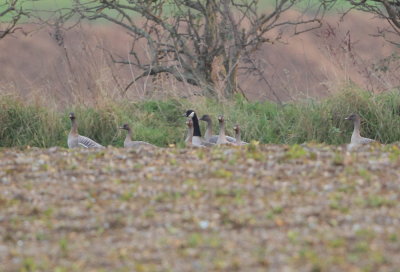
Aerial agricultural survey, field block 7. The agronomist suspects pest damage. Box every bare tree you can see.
[345,0,400,45]
[66,0,332,98]
[0,0,26,39]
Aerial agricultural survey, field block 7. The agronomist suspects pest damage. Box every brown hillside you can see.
[0,12,398,104]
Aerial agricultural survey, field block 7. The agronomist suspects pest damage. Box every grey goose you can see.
[345,113,375,148]
[216,115,234,145]
[199,114,237,144]
[68,112,104,149]
[119,124,156,148]
[233,124,248,145]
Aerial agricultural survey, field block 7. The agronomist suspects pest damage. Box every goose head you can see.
[119,123,131,131]
[345,113,360,122]
[233,124,240,133]
[69,112,76,120]
[184,110,196,118]
[199,114,212,122]
[218,115,225,123]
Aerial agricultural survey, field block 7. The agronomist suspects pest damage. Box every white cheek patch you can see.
[189,112,195,118]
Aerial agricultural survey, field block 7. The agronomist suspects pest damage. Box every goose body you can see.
[345,113,375,148]
[120,124,155,148]
[68,113,104,149]
[209,135,236,144]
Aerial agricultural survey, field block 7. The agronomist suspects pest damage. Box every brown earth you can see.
[0,12,399,105]
[0,144,400,271]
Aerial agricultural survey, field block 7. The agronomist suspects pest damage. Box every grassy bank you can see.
[1,87,400,148]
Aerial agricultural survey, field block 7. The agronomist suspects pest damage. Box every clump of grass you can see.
[0,94,65,147]
[1,85,400,148]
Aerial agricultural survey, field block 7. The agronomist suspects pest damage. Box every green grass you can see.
[1,85,400,148]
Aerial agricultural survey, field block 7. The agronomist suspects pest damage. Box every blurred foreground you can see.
[0,144,399,271]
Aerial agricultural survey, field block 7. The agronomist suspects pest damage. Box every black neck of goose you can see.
[192,113,201,137]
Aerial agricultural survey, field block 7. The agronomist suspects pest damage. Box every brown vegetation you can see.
[0,12,398,105]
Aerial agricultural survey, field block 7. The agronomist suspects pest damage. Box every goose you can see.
[216,115,234,145]
[233,124,247,145]
[184,110,203,145]
[184,110,214,147]
[119,124,156,148]
[199,114,236,144]
[68,112,104,149]
[185,117,194,147]
[185,117,205,148]
[345,113,375,148]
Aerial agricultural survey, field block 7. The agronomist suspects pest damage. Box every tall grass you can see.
[1,86,400,148]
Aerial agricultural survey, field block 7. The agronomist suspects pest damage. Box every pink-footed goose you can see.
[199,114,236,144]
[216,115,234,145]
[233,124,248,145]
[119,124,155,148]
[68,112,104,149]
[345,113,375,148]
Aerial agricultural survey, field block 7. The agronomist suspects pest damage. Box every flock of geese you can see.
[67,111,375,149]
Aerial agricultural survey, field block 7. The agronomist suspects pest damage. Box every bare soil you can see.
[1,144,400,271]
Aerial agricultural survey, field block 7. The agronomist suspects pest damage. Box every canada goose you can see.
[199,114,236,144]
[68,112,104,149]
[185,117,206,148]
[185,112,213,147]
[184,110,203,145]
[216,115,233,145]
[233,124,247,145]
[345,113,375,147]
[119,124,155,148]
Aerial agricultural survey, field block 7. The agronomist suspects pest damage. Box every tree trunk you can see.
[225,60,238,97]
[203,0,224,97]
